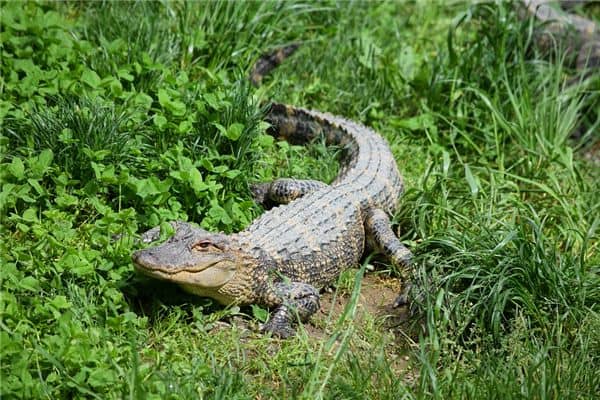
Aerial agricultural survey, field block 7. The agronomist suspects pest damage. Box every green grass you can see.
[1,1,599,399]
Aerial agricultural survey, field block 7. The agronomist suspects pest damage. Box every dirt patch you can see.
[302,273,416,378]
[206,273,416,378]
[304,273,411,340]
[204,273,413,342]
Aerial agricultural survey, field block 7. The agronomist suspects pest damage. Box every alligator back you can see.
[234,103,404,288]
[265,103,403,213]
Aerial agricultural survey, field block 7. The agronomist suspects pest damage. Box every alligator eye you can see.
[192,240,212,251]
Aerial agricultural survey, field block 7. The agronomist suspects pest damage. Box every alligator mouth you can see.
[132,252,222,275]
[132,253,237,290]
[134,263,221,276]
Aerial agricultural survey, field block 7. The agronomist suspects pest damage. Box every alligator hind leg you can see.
[260,281,320,338]
[251,178,327,208]
[364,208,413,306]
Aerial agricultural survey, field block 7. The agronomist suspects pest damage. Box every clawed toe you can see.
[393,281,412,308]
[393,294,409,308]
[260,322,295,339]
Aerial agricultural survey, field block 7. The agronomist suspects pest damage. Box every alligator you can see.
[521,0,599,158]
[521,0,599,71]
[132,48,412,338]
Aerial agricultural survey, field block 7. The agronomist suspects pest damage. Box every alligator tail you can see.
[250,44,352,148]
[249,43,300,86]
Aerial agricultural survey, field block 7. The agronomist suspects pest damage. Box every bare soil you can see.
[305,273,411,340]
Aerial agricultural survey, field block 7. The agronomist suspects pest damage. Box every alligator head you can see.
[132,223,249,303]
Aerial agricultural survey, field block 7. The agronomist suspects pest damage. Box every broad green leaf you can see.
[36,149,53,174]
[12,58,37,75]
[58,128,73,144]
[105,76,123,96]
[154,114,167,129]
[55,193,78,207]
[117,69,134,82]
[180,154,194,169]
[208,201,232,225]
[212,165,228,174]
[81,69,101,88]
[226,123,244,141]
[157,88,172,108]
[130,176,172,201]
[176,71,189,85]
[213,122,244,141]
[27,179,45,196]
[49,295,71,310]
[0,183,16,210]
[251,304,269,322]
[134,92,153,110]
[200,158,215,171]
[188,168,208,193]
[178,119,193,134]
[158,88,186,116]
[203,92,222,110]
[223,170,241,179]
[19,276,40,292]
[91,162,117,184]
[256,133,274,148]
[9,157,25,179]
[22,208,38,222]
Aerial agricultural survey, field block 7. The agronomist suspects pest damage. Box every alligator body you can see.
[133,58,411,338]
[522,0,600,71]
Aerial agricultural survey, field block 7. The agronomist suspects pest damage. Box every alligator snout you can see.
[131,248,153,268]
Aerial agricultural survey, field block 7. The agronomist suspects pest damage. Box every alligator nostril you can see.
[133,251,147,262]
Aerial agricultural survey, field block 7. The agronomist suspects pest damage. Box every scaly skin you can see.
[133,59,412,338]
[249,44,300,86]
[522,0,600,71]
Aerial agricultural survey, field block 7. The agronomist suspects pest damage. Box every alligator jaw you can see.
[133,250,239,293]
[132,250,220,275]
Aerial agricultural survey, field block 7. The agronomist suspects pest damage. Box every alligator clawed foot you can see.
[392,294,408,308]
[260,321,296,339]
[392,281,412,308]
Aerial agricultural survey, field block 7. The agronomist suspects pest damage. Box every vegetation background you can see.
[1,1,598,398]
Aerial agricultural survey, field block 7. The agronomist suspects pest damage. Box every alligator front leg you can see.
[251,178,328,208]
[364,208,413,306]
[261,281,320,338]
